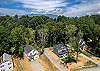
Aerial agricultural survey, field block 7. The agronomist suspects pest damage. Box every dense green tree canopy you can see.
[0,14,100,57]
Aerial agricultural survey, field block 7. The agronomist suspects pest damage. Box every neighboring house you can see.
[79,39,87,50]
[24,45,39,61]
[53,43,68,57]
[0,53,13,71]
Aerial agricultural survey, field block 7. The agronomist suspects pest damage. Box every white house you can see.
[79,39,87,50]
[24,45,39,61]
[0,53,13,71]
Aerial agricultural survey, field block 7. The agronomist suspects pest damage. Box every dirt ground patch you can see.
[13,55,35,71]
[37,54,58,71]
[67,55,88,71]
[63,54,97,71]
[91,56,100,62]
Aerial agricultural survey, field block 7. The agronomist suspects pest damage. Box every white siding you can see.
[0,61,13,71]
[28,50,39,60]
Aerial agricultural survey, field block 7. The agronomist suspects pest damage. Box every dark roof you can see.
[53,43,67,57]
[24,45,33,54]
[54,43,66,51]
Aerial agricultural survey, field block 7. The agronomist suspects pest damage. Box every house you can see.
[24,45,39,61]
[79,39,87,50]
[0,53,13,71]
[53,43,68,57]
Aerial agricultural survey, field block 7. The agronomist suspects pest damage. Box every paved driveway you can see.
[44,48,67,71]
[30,60,42,71]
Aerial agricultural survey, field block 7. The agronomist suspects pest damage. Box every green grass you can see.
[81,51,92,57]
[84,61,95,66]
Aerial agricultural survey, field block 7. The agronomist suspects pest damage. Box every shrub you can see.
[61,55,76,64]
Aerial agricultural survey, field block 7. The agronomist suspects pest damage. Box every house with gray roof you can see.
[24,45,39,61]
[53,43,68,57]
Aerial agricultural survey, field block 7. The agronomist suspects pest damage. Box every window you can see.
[9,66,11,69]
[0,65,4,68]
[32,50,35,52]
[8,62,11,65]
[30,53,32,56]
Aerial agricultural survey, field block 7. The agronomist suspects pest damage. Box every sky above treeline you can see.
[0,0,100,17]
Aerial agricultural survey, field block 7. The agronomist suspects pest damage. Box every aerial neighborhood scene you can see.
[0,0,100,71]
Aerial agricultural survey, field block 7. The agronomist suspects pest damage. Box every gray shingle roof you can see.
[3,53,12,62]
[53,43,68,57]
[24,45,33,54]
